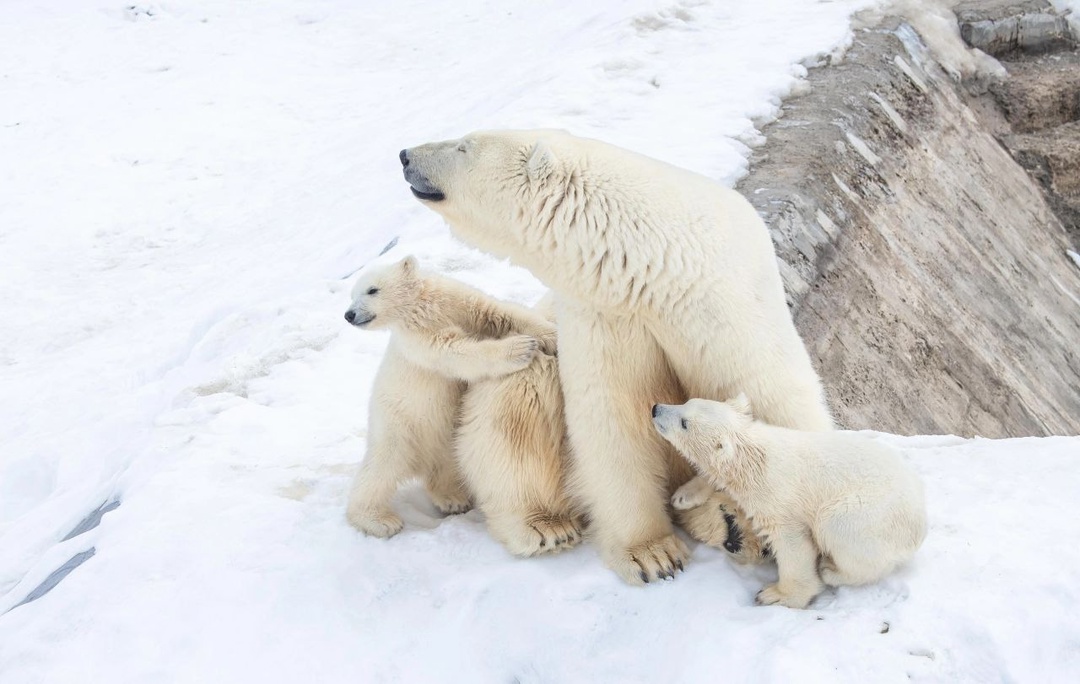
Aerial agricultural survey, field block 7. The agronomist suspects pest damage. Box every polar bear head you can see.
[399,129,571,262]
[344,255,420,330]
[651,395,754,472]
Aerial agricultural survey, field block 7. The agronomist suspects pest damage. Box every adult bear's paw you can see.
[674,489,770,566]
[610,533,689,585]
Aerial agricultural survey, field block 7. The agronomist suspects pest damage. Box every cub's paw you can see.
[347,507,404,538]
[430,491,473,516]
[609,533,690,585]
[530,515,583,554]
[671,477,713,511]
[755,583,816,610]
[503,334,540,368]
[497,514,583,557]
[535,325,559,356]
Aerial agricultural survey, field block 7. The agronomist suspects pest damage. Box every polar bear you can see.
[343,255,557,537]
[457,348,584,556]
[400,130,832,584]
[656,396,927,609]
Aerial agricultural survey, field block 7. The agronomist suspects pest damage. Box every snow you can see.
[2,1,1079,682]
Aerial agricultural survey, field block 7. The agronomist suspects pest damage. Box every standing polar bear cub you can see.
[655,396,927,609]
[401,129,832,584]
[343,255,557,538]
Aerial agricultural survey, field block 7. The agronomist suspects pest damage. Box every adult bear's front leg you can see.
[556,300,689,585]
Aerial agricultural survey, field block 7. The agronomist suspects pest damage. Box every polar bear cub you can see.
[344,255,557,538]
[654,396,927,609]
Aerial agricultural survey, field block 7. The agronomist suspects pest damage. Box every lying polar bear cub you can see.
[344,255,556,538]
[654,396,927,609]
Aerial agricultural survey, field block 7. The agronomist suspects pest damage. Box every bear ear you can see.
[399,255,417,275]
[526,141,557,181]
[729,392,752,418]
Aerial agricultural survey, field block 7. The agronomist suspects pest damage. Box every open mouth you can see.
[409,186,445,202]
[353,314,375,326]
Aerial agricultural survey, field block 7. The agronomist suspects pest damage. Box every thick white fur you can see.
[657,397,927,609]
[403,129,832,584]
[456,348,584,556]
[344,255,557,538]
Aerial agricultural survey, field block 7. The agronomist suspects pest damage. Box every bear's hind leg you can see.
[816,510,904,587]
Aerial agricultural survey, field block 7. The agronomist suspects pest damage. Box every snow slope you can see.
[2,1,1079,682]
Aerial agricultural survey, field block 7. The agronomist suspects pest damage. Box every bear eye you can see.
[457,143,467,153]
[680,418,688,430]
[366,287,379,295]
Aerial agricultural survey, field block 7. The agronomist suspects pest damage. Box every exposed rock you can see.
[955,0,1075,56]
[738,20,1080,437]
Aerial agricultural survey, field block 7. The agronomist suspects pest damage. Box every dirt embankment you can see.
[739,2,1080,436]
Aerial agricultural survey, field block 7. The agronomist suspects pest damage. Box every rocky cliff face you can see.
[738,5,1080,437]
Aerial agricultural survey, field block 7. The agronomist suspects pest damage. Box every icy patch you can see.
[1067,248,1080,270]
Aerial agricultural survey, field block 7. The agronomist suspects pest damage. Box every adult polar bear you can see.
[400,130,832,584]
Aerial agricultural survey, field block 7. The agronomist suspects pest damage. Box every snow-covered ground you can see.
[2,1,1079,682]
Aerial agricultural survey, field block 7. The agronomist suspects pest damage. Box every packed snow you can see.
[2,1,1079,682]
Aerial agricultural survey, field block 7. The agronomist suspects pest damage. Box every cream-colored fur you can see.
[656,396,927,609]
[344,255,556,538]
[456,349,584,556]
[401,129,832,584]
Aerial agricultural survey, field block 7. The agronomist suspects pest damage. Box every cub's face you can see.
[651,396,752,474]
[398,129,567,258]
[344,256,420,331]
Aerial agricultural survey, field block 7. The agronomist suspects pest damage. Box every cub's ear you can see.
[729,392,752,418]
[526,141,557,181]
[399,255,418,275]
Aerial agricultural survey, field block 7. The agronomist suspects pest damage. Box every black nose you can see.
[344,310,356,323]
[399,149,409,167]
[652,404,659,417]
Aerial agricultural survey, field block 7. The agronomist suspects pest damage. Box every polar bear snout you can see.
[344,308,375,326]
[401,147,446,202]
[651,403,685,435]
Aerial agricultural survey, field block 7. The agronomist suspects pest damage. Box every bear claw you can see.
[615,533,690,586]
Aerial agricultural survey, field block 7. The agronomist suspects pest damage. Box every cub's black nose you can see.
[344,310,356,323]
[399,149,409,167]
[651,404,659,418]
